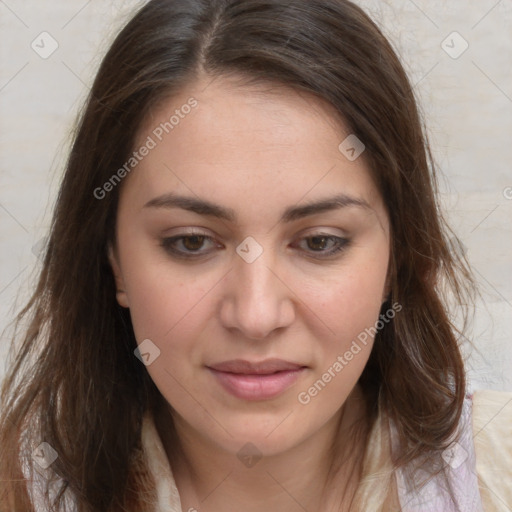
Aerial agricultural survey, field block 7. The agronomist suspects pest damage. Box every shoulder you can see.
[472,389,512,512]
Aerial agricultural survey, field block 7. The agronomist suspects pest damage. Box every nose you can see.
[219,241,295,340]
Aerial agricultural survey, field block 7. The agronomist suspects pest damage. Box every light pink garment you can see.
[392,394,484,511]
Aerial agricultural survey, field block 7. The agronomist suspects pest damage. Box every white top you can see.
[24,389,512,511]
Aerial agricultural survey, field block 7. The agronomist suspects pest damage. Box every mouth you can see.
[206,359,308,401]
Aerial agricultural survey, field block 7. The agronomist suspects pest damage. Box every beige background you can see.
[1,1,511,391]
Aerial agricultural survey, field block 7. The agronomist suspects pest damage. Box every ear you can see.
[107,243,129,308]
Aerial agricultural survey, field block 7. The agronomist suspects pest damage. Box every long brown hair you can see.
[0,0,475,510]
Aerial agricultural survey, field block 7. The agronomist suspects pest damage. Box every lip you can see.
[208,358,305,374]
[206,359,307,401]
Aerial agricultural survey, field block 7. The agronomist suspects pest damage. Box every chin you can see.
[210,416,309,456]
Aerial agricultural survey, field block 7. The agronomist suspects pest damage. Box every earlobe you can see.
[107,243,129,308]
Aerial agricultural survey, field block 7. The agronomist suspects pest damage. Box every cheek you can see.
[117,233,218,346]
[123,263,217,404]
[312,256,389,345]
[301,253,388,393]
[295,268,387,422]
[125,269,216,343]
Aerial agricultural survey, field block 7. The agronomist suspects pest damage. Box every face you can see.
[108,75,390,458]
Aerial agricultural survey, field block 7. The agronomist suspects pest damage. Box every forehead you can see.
[122,75,385,222]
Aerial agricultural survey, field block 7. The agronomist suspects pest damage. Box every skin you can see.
[109,74,391,511]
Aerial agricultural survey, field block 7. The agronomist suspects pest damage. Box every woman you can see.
[1,0,510,510]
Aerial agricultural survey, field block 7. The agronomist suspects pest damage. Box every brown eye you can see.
[296,234,350,258]
[160,233,218,258]
[181,235,206,251]
[306,236,331,251]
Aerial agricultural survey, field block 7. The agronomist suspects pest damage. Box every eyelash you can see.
[159,232,350,260]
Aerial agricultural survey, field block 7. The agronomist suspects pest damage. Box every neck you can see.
[155,386,370,512]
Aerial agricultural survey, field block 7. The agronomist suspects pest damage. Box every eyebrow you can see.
[143,192,371,223]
